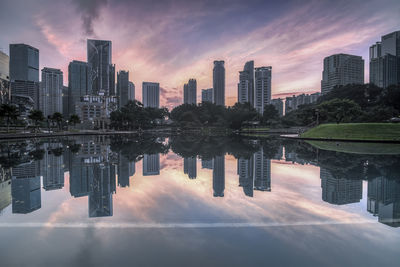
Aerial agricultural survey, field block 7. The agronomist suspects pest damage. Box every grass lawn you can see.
[301,123,400,141]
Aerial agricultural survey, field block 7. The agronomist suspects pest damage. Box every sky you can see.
[0,0,399,108]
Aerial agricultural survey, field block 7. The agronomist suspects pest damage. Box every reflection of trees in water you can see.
[169,135,261,160]
[110,134,169,162]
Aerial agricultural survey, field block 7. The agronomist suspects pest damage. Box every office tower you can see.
[142,82,160,108]
[369,30,400,88]
[238,61,254,105]
[118,154,131,187]
[183,79,196,105]
[213,155,225,197]
[69,153,91,198]
[143,154,160,176]
[11,162,41,214]
[201,88,213,103]
[321,53,364,95]
[238,157,253,197]
[320,167,362,205]
[254,66,272,114]
[128,81,135,101]
[117,70,129,108]
[253,149,271,191]
[68,60,92,116]
[0,51,10,104]
[270,98,284,117]
[183,157,197,179]
[213,61,225,106]
[89,164,115,217]
[62,86,69,118]
[40,68,63,117]
[367,176,400,227]
[9,44,39,108]
[41,144,64,191]
[87,39,114,95]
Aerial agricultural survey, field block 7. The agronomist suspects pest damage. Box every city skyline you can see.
[1,0,399,108]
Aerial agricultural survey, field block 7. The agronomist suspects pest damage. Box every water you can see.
[0,135,399,267]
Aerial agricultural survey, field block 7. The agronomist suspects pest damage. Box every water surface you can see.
[0,135,399,266]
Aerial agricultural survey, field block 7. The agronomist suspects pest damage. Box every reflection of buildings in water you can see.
[184,157,197,179]
[0,179,11,213]
[201,159,213,170]
[320,167,362,205]
[213,155,225,197]
[143,154,160,176]
[67,139,117,218]
[89,164,115,217]
[41,144,64,191]
[238,148,271,197]
[272,145,283,160]
[367,177,400,227]
[118,154,135,187]
[11,161,41,214]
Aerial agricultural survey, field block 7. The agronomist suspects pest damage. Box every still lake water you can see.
[0,134,399,267]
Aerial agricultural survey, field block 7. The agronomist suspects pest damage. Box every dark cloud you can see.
[72,0,108,36]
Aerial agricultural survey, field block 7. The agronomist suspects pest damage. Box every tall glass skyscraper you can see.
[40,67,63,117]
[213,61,225,106]
[68,60,92,116]
[142,82,160,108]
[87,39,114,95]
[9,43,40,108]
[117,70,129,108]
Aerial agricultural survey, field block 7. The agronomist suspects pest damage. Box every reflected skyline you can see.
[0,136,398,227]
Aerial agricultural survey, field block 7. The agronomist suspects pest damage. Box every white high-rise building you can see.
[40,68,63,117]
[321,53,364,95]
[254,66,272,114]
[142,82,160,108]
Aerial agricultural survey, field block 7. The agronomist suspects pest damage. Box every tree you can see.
[0,104,20,133]
[28,110,44,132]
[317,98,362,124]
[263,104,279,124]
[51,112,64,130]
[69,114,81,127]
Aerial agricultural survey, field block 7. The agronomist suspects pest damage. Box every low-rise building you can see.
[75,95,117,130]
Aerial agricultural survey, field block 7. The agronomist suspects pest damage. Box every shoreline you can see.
[280,134,400,144]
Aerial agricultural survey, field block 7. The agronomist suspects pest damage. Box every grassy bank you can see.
[307,140,400,154]
[301,123,400,141]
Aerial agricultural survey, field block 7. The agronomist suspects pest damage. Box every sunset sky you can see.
[0,0,399,108]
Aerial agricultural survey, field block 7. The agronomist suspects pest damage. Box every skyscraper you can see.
[87,39,114,95]
[183,157,197,179]
[320,167,362,205]
[213,61,225,106]
[183,79,196,105]
[201,88,213,103]
[238,60,254,105]
[143,154,160,176]
[254,66,272,114]
[117,70,129,108]
[41,144,64,191]
[321,53,364,95]
[0,51,10,104]
[40,68,63,117]
[142,82,160,108]
[213,155,225,197]
[128,81,135,101]
[9,44,39,108]
[369,30,400,88]
[68,60,92,116]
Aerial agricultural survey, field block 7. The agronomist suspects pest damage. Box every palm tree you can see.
[69,114,81,128]
[51,112,63,131]
[0,104,20,133]
[28,109,44,132]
